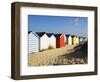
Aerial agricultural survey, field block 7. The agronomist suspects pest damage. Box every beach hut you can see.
[76,36,79,44]
[79,37,84,43]
[65,34,72,45]
[55,34,65,48]
[72,35,77,45]
[83,37,88,42]
[28,31,39,53]
[36,32,49,51]
[47,33,56,48]
[63,34,66,44]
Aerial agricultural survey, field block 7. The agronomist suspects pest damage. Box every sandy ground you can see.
[53,42,87,65]
[28,42,87,66]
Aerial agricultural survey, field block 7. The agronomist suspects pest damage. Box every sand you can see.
[28,44,83,66]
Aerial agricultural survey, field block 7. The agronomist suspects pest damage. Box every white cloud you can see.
[74,18,80,26]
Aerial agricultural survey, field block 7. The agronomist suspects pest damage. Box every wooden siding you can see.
[79,38,84,43]
[56,35,65,48]
[76,37,79,44]
[28,31,82,53]
[68,36,72,45]
[72,36,77,45]
[49,35,56,48]
[28,33,39,53]
[40,34,49,50]
[64,35,66,44]
[60,35,65,47]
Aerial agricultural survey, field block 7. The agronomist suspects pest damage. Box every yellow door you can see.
[73,37,77,45]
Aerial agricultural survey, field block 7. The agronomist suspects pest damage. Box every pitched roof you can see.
[28,31,39,38]
[79,37,84,38]
[35,32,46,37]
[47,33,54,37]
[71,35,76,37]
[54,34,64,38]
[65,34,71,37]
[28,31,32,34]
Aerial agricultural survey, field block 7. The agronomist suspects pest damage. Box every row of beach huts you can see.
[28,31,87,53]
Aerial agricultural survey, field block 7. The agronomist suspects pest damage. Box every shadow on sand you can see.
[65,41,87,59]
[54,41,88,65]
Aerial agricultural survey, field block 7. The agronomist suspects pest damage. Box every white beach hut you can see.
[47,33,56,48]
[28,31,39,53]
[83,37,88,42]
[79,37,84,43]
[65,34,72,45]
[36,32,49,51]
[63,34,66,44]
[76,36,79,44]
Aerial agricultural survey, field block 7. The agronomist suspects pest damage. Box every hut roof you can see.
[79,36,84,38]
[54,34,63,37]
[36,32,46,37]
[71,35,77,37]
[28,31,32,34]
[47,33,54,37]
[65,34,71,37]
[28,31,39,38]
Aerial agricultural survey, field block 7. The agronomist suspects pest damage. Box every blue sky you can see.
[28,15,88,37]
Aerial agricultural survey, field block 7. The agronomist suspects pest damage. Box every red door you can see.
[60,35,64,47]
[56,37,60,48]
